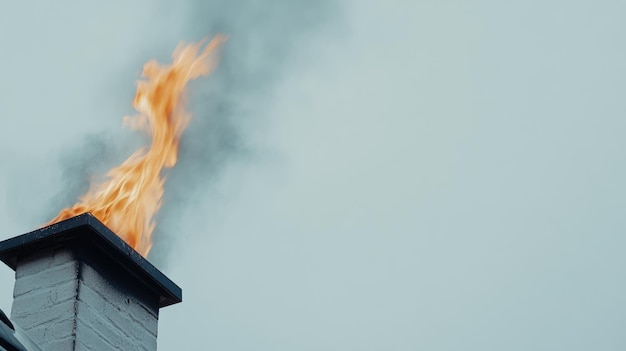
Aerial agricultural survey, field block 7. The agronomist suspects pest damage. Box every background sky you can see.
[1,1,626,350]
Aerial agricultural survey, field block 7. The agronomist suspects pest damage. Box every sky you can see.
[1,1,626,350]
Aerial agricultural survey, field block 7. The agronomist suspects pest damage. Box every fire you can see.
[46,36,226,257]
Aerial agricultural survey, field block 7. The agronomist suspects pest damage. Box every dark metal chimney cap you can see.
[0,213,182,308]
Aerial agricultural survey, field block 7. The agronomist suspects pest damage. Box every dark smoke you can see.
[49,0,339,267]
[46,135,115,217]
[151,0,339,266]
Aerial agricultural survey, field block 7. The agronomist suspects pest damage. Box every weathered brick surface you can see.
[9,249,160,350]
[41,336,75,351]
[13,261,78,297]
[27,318,76,345]
[79,284,158,343]
[81,264,159,319]
[12,299,76,331]
[13,279,77,312]
[15,247,76,278]
[74,325,119,351]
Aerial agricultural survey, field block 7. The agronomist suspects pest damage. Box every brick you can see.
[76,310,126,351]
[51,247,76,266]
[12,299,76,331]
[78,283,158,341]
[12,279,77,312]
[74,322,132,351]
[8,236,166,351]
[78,265,158,336]
[15,248,53,278]
[27,318,76,345]
[13,261,78,297]
[80,264,158,318]
[41,336,75,351]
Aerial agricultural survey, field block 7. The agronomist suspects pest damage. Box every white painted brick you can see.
[74,323,129,351]
[81,264,158,317]
[14,247,75,278]
[14,249,53,278]
[128,308,159,339]
[13,261,78,297]
[41,336,75,351]
[75,299,153,350]
[12,280,77,312]
[79,283,158,342]
[76,313,126,351]
[9,246,164,351]
[27,318,76,345]
[51,247,76,266]
[12,299,76,331]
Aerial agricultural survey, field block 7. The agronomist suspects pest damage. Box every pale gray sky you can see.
[1,1,626,350]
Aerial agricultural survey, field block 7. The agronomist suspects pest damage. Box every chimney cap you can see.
[0,213,182,308]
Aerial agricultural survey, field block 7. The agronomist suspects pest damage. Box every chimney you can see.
[0,213,182,351]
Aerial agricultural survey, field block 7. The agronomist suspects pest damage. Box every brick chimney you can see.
[0,213,182,351]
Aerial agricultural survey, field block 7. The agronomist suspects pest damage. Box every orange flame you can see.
[46,36,227,257]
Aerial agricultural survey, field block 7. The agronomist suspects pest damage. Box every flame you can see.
[46,36,227,257]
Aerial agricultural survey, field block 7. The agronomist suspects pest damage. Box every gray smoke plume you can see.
[152,0,340,266]
[48,0,339,267]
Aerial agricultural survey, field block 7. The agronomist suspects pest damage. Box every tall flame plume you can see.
[46,36,226,257]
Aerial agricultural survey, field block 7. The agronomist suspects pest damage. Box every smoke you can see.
[46,0,340,267]
[3,1,626,349]
[151,0,340,265]
[45,135,116,217]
